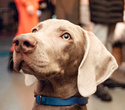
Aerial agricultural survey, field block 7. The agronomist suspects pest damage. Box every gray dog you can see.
[13,19,118,110]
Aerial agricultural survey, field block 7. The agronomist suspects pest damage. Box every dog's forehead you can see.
[43,19,75,26]
[32,19,85,44]
[35,19,78,32]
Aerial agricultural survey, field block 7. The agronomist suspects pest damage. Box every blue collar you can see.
[35,95,88,106]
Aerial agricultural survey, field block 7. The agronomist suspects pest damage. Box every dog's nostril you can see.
[13,35,37,53]
[24,41,30,47]
[13,40,19,46]
[22,40,37,53]
[23,40,37,48]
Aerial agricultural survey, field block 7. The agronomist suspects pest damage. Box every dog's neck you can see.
[33,75,87,110]
[34,75,80,98]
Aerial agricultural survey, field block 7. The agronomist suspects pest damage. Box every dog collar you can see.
[35,95,88,106]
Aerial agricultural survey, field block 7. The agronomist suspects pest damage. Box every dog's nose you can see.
[13,35,37,53]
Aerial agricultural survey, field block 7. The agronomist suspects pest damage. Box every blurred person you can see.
[89,0,124,101]
[109,23,125,84]
[55,0,80,25]
[103,16,125,90]
[80,0,93,31]
[39,0,55,21]
[8,0,42,71]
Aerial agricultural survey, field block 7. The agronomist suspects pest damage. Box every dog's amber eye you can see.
[62,33,71,40]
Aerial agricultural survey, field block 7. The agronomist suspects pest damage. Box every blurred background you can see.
[0,0,125,110]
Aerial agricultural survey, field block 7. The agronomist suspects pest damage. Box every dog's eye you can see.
[32,29,37,33]
[61,33,71,40]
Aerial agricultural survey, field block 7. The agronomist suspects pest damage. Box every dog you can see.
[13,19,118,110]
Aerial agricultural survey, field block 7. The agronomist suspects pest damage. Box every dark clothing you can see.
[56,0,80,25]
[89,0,124,24]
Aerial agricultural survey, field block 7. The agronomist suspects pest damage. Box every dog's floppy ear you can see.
[20,70,37,86]
[78,30,118,97]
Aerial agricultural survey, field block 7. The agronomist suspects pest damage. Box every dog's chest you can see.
[33,104,87,110]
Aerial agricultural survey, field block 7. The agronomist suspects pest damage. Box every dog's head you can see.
[13,19,118,97]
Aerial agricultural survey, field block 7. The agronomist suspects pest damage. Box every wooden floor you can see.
[0,56,125,110]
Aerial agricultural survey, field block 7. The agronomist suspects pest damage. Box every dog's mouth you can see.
[13,52,61,79]
[15,60,59,80]
[18,60,24,71]
[15,60,34,74]
[14,55,50,76]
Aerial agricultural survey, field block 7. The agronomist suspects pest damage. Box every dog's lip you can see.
[18,59,47,73]
[16,60,24,72]
[14,53,49,73]
[17,60,34,74]
[22,54,49,67]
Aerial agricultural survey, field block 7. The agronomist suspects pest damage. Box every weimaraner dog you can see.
[13,19,118,110]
